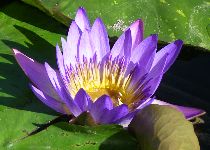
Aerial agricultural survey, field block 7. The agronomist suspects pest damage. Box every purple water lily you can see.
[13,8,205,127]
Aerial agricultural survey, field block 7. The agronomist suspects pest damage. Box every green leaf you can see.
[129,104,200,150]
[22,0,210,50]
[207,24,210,37]
[0,1,67,148]
[8,123,138,150]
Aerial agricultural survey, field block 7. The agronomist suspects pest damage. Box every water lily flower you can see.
[13,7,205,127]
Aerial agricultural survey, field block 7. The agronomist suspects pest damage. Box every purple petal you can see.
[148,53,168,79]
[30,85,67,114]
[56,45,65,78]
[99,104,129,124]
[56,45,78,100]
[154,40,183,73]
[108,104,129,123]
[64,21,81,66]
[128,19,144,50]
[126,64,147,92]
[130,34,158,70]
[13,49,60,100]
[44,62,70,101]
[141,76,164,101]
[74,88,92,112]
[142,54,168,96]
[79,29,94,60]
[61,37,67,54]
[90,95,113,123]
[123,30,132,61]
[75,7,90,31]
[115,111,138,127]
[44,62,65,99]
[45,62,83,116]
[111,29,132,60]
[138,54,167,100]
[91,18,110,61]
[152,100,206,120]
[136,97,155,110]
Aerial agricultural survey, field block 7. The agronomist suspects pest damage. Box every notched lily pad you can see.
[129,104,200,150]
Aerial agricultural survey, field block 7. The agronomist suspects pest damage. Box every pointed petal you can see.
[126,64,147,92]
[115,111,138,127]
[130,34,157,70]
[177,106,206,120]
[154,40,183,73]
[61,37,67,54]
[13,49,59,100]
[108,104,129,123]
[56,45,65,77]
[99,104,129,124]
[128,19,144,50]
[56,45,77,99]
[152,99,206,120]
[45,62,83,116]
[44,62,65,99]
[127,55,167,105]
[137,97,155,110]
[141,76,164,101]
[79,29,94,60]
[44,63,69,100]
[75,7,90,31]
[91,18,110,61]
[146,76,163,98]
[142,54,168,95]
[111,29,132,60]
[90,95,113,123]
[64,21,81,66]
[30,85,66,114]
[148,53,168,79]
[74,88,92,112]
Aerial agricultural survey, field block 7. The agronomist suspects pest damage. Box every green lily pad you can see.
[129,104,200,150]
[22,0,210,50]
[8,123,138,150]
[0,1,67,148]
[207,24,210,37]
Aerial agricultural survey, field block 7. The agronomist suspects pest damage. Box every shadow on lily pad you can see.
[0,1,67,34]
[54,122,138,150]
[99,130,138,150]
[0,25,62,115]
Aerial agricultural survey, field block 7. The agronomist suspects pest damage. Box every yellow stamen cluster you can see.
[66,56,147,108]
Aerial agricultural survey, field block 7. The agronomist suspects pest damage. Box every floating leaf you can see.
[129,105,200,150]
[8,123,138,150]
[22,0,210,50]
[0,1,68,148]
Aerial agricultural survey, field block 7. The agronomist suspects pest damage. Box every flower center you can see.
[65,55,147,108]
[86,88,124,106]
